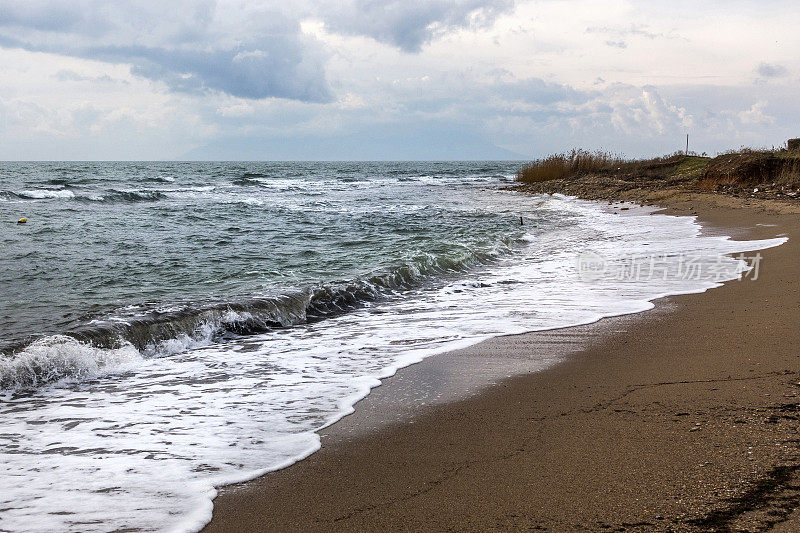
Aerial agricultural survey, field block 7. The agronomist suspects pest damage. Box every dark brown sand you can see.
[204,192,800,532]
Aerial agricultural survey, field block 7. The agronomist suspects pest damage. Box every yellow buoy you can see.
[17,218,27,224]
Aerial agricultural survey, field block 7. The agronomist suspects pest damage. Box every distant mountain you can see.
[181,127,525,161]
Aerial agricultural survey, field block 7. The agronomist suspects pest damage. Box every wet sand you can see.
[204,192,800,532]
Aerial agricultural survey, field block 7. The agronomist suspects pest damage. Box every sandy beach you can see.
[204,191,800,532]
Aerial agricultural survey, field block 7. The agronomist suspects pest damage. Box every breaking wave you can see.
[18,189,76,199]
[0,245,509,391]
[0,336,142,391]
[91,189,168,202]
[1,188,169,203]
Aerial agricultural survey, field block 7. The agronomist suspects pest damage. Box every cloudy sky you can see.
[0,0,798,160]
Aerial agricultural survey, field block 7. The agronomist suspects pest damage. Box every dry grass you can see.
[516,150,624,184]
[516,150,690,184]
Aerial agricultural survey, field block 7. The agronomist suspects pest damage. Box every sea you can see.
[0,161,786,532]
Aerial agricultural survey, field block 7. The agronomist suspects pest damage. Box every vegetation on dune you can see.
[698,149,800,190]
[671,156,711,181]
[516,150,701,184]
[516,146,800,193]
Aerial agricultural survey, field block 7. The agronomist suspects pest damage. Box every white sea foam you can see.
[164,185,216,193]
[0,336,142,390]
[0,195,786,533]
[19,189,75,199]
[238,197,264,205]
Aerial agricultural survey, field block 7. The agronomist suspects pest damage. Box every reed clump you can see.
[516,150,625,184]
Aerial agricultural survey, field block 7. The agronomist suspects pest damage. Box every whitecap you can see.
[19,189,75,199]
[0,336,142,391]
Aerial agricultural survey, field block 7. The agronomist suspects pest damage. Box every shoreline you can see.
[204,191,800,532]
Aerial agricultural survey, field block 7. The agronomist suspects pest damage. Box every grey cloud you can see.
[756,62,788,78]
[87,42,331,102]
[0,0,85,32]
[0,0,517,103]
[0,1,332,102]
[318,0,515,52]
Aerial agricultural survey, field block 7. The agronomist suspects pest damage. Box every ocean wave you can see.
[82,189,168,203]
[231,172,277,185]
[232,174,312,191]
[0,246,507,390]
[80,187,213,203]
[241,172,273,179]
[0,336,142,391]
[18,189,76,199]
[164,185,216,194]
[44,178,72,186]
[0,188,169,203]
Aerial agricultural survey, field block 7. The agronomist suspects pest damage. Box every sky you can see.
[0,0,798,160]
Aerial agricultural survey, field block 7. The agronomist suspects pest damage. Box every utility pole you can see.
[686,134,689,156]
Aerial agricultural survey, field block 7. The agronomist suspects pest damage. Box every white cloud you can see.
[738,100,775,125]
